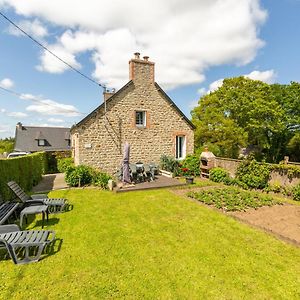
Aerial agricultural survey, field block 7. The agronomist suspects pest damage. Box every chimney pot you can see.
[143,56,149,61]
[134,52,140,59]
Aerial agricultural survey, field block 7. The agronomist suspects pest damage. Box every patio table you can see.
[20,205,49,229]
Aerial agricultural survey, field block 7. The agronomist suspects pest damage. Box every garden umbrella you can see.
[122,142,131,183]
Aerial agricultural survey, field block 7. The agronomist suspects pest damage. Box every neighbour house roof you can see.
[71,80,195,130]
[14,124,71,152]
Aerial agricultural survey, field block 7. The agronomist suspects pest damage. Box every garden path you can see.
[32,173,68,193]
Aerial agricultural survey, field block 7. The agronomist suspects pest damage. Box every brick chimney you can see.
[16,122,23,130]
[129,52,155,83]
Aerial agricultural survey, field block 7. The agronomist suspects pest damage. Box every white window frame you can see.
[135,111,146,127]
[38,139,45,146]
[175,135,186,160]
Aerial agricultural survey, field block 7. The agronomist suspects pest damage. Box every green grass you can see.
[1,189,300,299]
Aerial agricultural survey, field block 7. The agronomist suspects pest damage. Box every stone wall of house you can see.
[71,55,194,175]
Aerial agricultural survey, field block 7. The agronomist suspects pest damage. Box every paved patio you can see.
[115,175,186,192]
[32,173,69,193]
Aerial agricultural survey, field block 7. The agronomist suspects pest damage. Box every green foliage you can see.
[57,157,74,173]
[235,158,271,189]
[46,151,72,174]
[192,78,300,162]
[209,167,229,183]
[0,152,47,200]
[92,171,112,189]
[181,154,200,176]
[187,187,279,211]
[65,165,93,187]
[0,137,14,154]
[270,162,300,180]
[160,155,180,173]
[292,184,300,201]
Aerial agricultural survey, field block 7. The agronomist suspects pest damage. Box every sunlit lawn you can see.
[0,188,299,299]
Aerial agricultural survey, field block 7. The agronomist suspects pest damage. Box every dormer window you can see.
[135,111,146,127]
[38,139,46,146]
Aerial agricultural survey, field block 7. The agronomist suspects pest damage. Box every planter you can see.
[185,177,194,184]
[160,169,174,178]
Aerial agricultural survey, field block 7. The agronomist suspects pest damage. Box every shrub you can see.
[181,154,200,176]
[292,184,300,201]
[93,171,112,189]
[209,167,229,183]
[65,165,93,187]
[160,155,180,174]
[57,157,74,173]
[0,152,47,201]
[235,158,270,189]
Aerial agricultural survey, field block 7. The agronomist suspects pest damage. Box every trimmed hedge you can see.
[0,152,47,201]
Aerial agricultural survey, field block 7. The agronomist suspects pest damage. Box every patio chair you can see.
[143,164,154,181]
[0,194,19,225]
[7,181,68,214]
[129,164,138,182]
[0,224,55,264]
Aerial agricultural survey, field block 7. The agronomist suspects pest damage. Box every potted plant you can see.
[181,167,194,184]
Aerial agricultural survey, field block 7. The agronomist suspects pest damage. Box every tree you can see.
[192,77,288,162]
[0,137,15,154]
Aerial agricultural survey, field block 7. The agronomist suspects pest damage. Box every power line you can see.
[0,11,106,89]
[0,85,86,116]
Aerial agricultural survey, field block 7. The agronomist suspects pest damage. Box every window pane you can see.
[175,135,185,159]
[135,111,145,126]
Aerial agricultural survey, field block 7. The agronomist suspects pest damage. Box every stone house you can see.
[70,53,195,174]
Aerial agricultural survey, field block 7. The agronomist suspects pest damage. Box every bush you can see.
[57,157,74,173]
[181,154,200,176]
[46,151,72,174]
[160,155,180,174]
[209,167,229,183]
[92,171,112,189]
[292,184,300,201]
[65,165,93,187]
[235,158,270,189]
[0,152,47,201]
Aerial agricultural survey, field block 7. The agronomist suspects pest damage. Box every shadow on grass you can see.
[35,217,60,228]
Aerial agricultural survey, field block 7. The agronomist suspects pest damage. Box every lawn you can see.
[0,188,300,299]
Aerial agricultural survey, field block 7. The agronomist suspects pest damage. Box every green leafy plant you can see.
[209,167,229,183]
[235,158,270,189]
[181,154,200,176]
[65,165,93,187]
[57,157,74,173]
[160,155,180,173]
[187,187,279,211]
[292,183,300,201]
[92,171,112,189]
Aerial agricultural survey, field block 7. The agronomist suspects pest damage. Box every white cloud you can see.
[0,78,14,89]
[197,88,207,96]
[17,93,81,116]
[244,69,276,83]
[0,108,6,113]
[7,111,28,118]
[47,117,64,123]
[0,125,10,133]
[28,123,66,127]
[7,18,48,38]
[0,0,267,90]
[206,69,276,93]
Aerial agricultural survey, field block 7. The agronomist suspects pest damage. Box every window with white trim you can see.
[135,111,146,127]
[175,135,186,160]
[38,139,46,146]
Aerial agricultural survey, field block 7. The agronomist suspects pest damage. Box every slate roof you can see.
[14,124,71,152]
[71,81,195,130]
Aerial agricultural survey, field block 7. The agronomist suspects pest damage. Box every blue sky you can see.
[0,0,299,138]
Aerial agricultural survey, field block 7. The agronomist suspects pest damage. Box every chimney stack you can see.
[129,53,155,83]
[103,88,115,102]
[16,122,23,130]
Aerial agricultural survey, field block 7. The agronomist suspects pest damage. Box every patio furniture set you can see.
[116,162,158,183]
[0,181,69,265]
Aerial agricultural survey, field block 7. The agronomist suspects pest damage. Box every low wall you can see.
[213,156,300,187]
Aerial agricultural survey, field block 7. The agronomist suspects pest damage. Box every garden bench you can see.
[0,224,55,264]
[7,181,68,213]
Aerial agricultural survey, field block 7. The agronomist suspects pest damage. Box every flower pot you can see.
[185,177,194,184]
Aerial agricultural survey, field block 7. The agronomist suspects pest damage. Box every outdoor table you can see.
[20,205,49,229]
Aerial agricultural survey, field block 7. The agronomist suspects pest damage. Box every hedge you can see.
[0,152,47,201]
